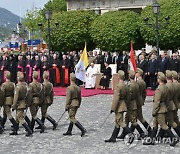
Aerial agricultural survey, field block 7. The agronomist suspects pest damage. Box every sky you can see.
[0,0,49,17]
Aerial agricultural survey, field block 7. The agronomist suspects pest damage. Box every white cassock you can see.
[85,66,99,88]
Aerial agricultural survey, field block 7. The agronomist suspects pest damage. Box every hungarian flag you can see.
[129,42,137,71]
[75,43,89,82]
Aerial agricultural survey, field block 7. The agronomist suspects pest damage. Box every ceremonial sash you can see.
[26,64,32,82]
[53,66,60,84]
[64,68,69,84]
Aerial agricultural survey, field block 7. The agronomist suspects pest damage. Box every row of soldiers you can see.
[105,68,180,147]
[0,70,87,137]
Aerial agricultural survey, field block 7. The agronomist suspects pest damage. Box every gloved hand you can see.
[152,114,156,117]
[65,108,68,112]
[12,108,15,112]
[110,110,114,114]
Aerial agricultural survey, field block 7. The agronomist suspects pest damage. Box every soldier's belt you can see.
[5,95,13,97]
[33,95,40,97]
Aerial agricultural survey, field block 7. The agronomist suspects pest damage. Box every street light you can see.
[45,10,52,52]
[144,0,169,55]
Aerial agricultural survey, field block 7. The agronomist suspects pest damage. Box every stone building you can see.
[67,0,154,14]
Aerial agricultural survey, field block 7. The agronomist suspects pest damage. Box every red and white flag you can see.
[129,42,137,71]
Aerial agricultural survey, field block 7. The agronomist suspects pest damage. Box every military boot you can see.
[46,116,58,130]
[117,129,126,139]
[36,118,45,133]
[165,129,179,147]
[0,124,3,134]
[173,126,180,137]
[35,117,45,129]
[25,116,31,127]
[105,126,120,143]
[63,122,73,136]
[1,116,7,128]
[9,119,19,136]
[156,128,164,142]
[143,128,157,145]
[22,123,33,137]
[135,124,145,139]
[130,124,136,132]
[30,118,36,132]
[75,121,87,137]
[0,116,2,123]
[142,121,152,135]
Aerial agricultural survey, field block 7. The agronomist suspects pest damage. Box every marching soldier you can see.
[63,73,86,137]
[135,68,152,135]
[1,71,19,133]
[11,72,33,137]
[143,72,178,146]
[172,71,180,126]
[36,71,58,130]
[29,71,45,133]
[105,70,132,143]
[165,70,180,137]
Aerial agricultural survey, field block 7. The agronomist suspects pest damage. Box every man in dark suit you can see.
[169,53,179,72]
[157,52,169,73]
[148,54,158,90]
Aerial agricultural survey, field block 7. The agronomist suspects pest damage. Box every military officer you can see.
[29,71,45,133]
[135,68,152,135]
[172,71,180,126]
[1,71,19,133]
[105,70,132,142]
[63,73,86,137]
[11,72,33,137]
[165,70,180,137]
[36,71,58,130]
[143,72,178,146]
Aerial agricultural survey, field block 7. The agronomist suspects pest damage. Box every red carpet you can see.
[54,87,155,97]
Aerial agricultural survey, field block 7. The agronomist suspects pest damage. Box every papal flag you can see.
[75,43,89,82]
[129,42,137,71]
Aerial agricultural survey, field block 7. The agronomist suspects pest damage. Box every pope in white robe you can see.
[85,63,99,89]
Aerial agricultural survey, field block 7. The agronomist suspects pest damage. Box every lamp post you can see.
[45,10,52,53]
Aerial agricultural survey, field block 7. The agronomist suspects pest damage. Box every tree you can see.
[49,10,97,52]
[90,11,144,52]
[140,0,180,50]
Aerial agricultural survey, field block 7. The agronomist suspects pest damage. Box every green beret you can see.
[33,71,38,79]
[129,70,135,79]
[136,68,143,76]
[165,70,172,79]
[17,71,24,81]
[157,72,166,81]
[70,73,76,81]
[5,71,11,79]
[172,71,178,80]
[43,71,49,79]
[118,70,125,79]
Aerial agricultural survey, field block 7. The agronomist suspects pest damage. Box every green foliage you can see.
[49,10,97,52]
[140,0,180,50]
[90,11,144,52]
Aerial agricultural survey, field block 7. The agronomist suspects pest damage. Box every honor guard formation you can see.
[0,68,180,147]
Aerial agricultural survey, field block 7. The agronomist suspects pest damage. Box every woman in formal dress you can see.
[99,61,112,89]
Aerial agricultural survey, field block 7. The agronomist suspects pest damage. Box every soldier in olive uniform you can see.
[105,70,132,142]
[1,71,19,132]
[165,70,180,137]
[135,68,152,134]
[63,73,86,137]
[172,71,180,126]
[29,71,45,133]
[36,71,58,130]
[11,72,33,137]
[143,72,178,146]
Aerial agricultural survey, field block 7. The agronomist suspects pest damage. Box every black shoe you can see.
[63,122,73,136]
[0,124,4,134]
[1,116,7,128]
[75,121,87,137]
[117,129,126,139]
[36,118,45,133]
[25,116,31,127]
[105,126,120,143]
[22,123,33,137]
[35,117,45,129]
[165,129,179,147]
[9,118,19,132]
[142,121,152,135]
[143,128,157,145]
[30,118,36,132]
[46,116,58,130]
[174,126,180,137]
[156,128,164,141]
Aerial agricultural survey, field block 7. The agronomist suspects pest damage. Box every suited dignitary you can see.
[135,68,152,135]
[105,70,132,142]
[143,72,178,146]
[11,72,33,137]
[25,54,33,83]
[63,73,86,137]
[157,52,169,74]
[1,71,19,132]
[164,70,180,137]
[40,55,50,82]
[29,71,45,133]
[35,71,58,130]
[32,55,41,82]
[50,53,61,86]
[172,71,180,126]
[8,53,17,82]
[169,53,179,72]
[0,55,9,83]
[17,54,25,73]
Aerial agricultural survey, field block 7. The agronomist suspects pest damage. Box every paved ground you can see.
[0,95,180,154]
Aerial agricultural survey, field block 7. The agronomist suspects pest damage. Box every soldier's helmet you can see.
[33,71,38,79]
[70,73,76,82]
[118,70,125,79]
[157,72,166,81]
[43,71,49,79]
[136,68,143,76]
[129,70,135,79]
